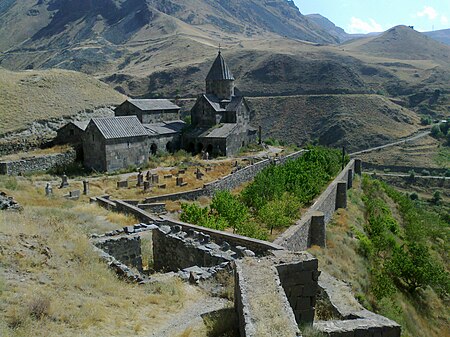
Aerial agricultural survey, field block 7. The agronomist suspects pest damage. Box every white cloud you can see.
[416,6,438,20]
[441,15,449,25]
[348,17,383,34]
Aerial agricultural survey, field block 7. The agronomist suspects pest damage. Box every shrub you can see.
[431,125,443,138]
[421,169,430,176]
[409,192,419,201]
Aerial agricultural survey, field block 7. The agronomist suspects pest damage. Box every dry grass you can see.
[308,176,450,337]
[0,145,72,161]
[358,135,448,169]
[87,158,238,201]
[0,68,124,135]
[0,175,204,337]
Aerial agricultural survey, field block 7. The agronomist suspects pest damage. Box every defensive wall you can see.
[91,156,400,336]
[0,149,76,175]
[143,150,306,203]
[274,159,358,251]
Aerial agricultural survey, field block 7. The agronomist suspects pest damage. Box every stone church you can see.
[56,51,256,172]
[184,51,257,157]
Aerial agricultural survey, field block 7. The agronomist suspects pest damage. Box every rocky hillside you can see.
[0,2,449,151]
[0,68,124,135]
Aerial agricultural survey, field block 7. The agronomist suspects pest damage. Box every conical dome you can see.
[206,51,234,81]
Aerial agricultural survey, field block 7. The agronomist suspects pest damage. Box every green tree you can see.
[210,191,249,232]
[257,193,301,233]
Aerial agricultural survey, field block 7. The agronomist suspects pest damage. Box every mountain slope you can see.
[424,29,450,46]
[0,68,125,135]
[344,25,450,62]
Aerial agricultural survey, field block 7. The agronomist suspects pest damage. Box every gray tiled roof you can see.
[127,99,180,111]
[144,120,186,136]
[72,120,89,131]
[203,94,243,113]
[91,116,148,140]
[206,52,234,81]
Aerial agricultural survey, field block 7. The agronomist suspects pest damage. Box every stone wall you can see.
[373,174,450,197]
[143,150,306,203]
[0,149,76,175]
[276,257,320,325]
[152,226,235,272]
[94,235,143,272]
[274,160,355,251]
[92,198,283,256]
[314,272,401,336]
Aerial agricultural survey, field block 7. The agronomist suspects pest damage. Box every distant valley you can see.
[0,0,449,150]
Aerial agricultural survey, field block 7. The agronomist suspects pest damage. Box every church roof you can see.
[202,94,243,113]
[206,52,234,81]
[143,120,186,136]
[126,99,180,111]
[90,116,148,140]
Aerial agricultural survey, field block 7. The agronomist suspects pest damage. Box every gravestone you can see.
[59,174,69,189]
[146,171,151,181]
[176,177,184,186]
[164,174,172,179]
[144,181,151,192]
[151,174,159,184]
[137,172,144,187]
[70,190,81,198]
[83,180,89,195]
[117,180,128,188]
[45,183,53,196]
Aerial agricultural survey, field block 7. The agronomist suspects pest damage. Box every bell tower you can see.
[205,51,235,101]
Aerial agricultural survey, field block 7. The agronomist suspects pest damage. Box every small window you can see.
[69,129,75,136]
[127,142,130,148]
[92,134,94,142]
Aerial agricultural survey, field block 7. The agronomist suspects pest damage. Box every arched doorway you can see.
[166,141,173,153]
[196,143,204,154]
[188,142,195,154]
[206,144,213,157]
[150,143,158,155]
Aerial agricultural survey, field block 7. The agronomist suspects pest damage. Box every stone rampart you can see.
[274,160,355,251]
[153,226,236,272]
[94,235,143,272]
[143,150,306,203]
[0,149,76,175]
[92,198,283,256]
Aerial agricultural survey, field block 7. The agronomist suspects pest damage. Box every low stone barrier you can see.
[0,149,76,175]
[92,197,283,256]
[143,150,306,203]
[274,160,356,251]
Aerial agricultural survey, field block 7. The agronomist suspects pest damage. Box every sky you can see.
[293,0,450,34]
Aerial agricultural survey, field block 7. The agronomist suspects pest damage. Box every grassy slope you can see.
[0,174,218,337]
[309,177,449,337]
[358,135,449,169]
[0,68,125,135]
[249,94,420,151]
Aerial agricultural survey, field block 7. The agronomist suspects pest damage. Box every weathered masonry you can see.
[91,158,400,336]
[114,99,180,124]
[82,116,149,172]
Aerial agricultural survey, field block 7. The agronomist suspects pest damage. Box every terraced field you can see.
[358,135,448,169]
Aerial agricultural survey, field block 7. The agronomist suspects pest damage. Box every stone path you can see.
[350,130,430,156]
[147,291,229,337]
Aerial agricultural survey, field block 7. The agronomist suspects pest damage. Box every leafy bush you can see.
[257,193,301,233]
[431,124,443,138]
[242,147,343,209]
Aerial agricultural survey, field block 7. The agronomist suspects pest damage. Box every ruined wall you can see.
[274,160,355,251]
[94,235,143,272]
[363,162,448,175]
[0,149,76,175]
[152,226,234,272]
[277,259,319,325]
[142,150,306,203]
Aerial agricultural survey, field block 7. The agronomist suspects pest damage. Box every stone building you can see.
[56,52,256,171]
[144,120,186,155]
[54,120,89,159]
[184,51,257,156]
[114,99,180,123]
[82,116,149,172]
